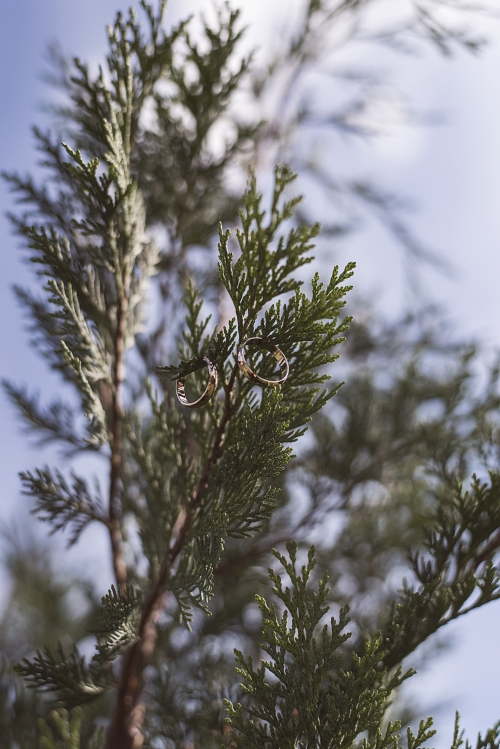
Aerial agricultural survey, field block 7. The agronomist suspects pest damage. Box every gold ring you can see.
[237,337,289,388]
[176,357,218,408]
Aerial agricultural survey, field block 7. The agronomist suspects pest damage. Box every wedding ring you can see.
[237,337,289,388]
[176,358,218,408]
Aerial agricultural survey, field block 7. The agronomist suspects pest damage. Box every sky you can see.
[0,0,499,743]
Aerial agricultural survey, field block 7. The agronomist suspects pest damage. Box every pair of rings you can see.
[176,337,289,409]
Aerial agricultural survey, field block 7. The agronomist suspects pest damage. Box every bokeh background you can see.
[1,0,499,742]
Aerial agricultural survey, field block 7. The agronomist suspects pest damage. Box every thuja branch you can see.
[381,472,500,670]
[106,360,240,746]
[104,166,355,746]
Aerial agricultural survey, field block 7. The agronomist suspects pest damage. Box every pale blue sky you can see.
[0,0,499,743]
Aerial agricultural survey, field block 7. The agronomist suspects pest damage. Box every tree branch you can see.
[108,295,128,595]
[105,362,240,748]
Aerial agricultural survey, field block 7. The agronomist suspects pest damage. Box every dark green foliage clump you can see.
[226,543,414,749]
[226,546,500,749]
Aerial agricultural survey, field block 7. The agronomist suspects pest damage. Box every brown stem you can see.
[105,364,239,748]
[109,295,128,595]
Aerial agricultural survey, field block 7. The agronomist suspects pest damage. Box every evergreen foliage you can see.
[37,707,105,749]
[226,543,412,749]
[224,544,499,749]
[2,0,500,747]
[20,467,106,546]
[12,151,354,718]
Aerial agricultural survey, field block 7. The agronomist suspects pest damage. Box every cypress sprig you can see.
[225,543,413,749]
[14,643,112,708]
[20,466,106,546]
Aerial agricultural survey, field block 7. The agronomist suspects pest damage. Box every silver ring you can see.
[237,337,289,388]
[176,357,218,408]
